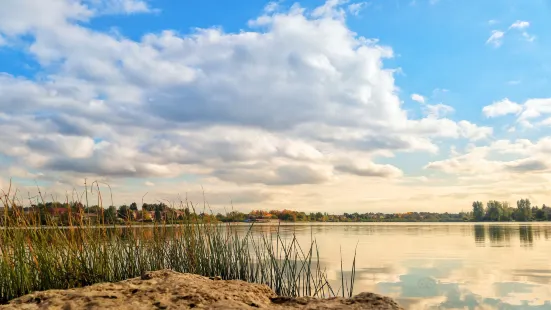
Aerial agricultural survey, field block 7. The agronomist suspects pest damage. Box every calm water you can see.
[238,223,551,309]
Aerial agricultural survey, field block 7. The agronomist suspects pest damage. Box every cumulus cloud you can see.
[425,138,551,176]
[482,98,522,118]
[0,0,92,36]
[483,97,551,128]
[213,163,333,186]
[406,118,492,142]
[335,161,403,178]
[0,0,500,207]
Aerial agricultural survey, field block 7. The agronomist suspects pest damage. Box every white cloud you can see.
[488,19,499,25]
[263,1,279,13]
[485,21,533,47]
[347,2,367,16]
[311,0,347,19]
[406,118,492,142]
[540,117,551,126]
[0,0,502,209]
[478,98,551,128]
[504,20,535,43]
[86,0,155,14]
[509,20,530,30]
[518,98,551,122]
[423,103,455,118]
[486,30,504,47]
[145,181,155,186]
[483,97,551,128]
[426,138,551,177]
[0,0,93,36]
[482,98,522,118]
[411,93,425,103]
[335,161,403,178]
[457,120,493,141]
[522,31,536,42]
[425,146,497,175]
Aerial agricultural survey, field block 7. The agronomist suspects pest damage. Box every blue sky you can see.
[1,0,551,212]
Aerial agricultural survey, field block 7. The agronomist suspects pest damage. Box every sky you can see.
[1,0,551,213]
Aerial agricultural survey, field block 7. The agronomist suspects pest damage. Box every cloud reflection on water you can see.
[240,223,551,309]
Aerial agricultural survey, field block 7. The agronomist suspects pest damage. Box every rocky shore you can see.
[1,270,403,309]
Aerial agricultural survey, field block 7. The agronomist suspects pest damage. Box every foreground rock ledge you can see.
[1,270,403,309]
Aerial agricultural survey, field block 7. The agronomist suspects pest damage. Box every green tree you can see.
[486,200,503,221]
[129,202,138,211]
[105,206,117,224]
[117,205,129,220]
[154,209,162,222]
[501,202,513,221]
[534,207,546,221]
[516,199,532,221]
[472,201,485,221]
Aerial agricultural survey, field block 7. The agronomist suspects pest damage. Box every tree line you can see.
[3,198,551,225]
[471,198,550,222]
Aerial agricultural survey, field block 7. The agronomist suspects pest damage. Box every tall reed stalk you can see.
[0,183,356,304]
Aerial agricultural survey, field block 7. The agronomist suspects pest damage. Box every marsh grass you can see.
[0,183,356,304]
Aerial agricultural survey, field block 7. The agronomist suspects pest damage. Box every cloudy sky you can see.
[1,0,551,213]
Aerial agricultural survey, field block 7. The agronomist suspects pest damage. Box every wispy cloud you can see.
[509,20,530,30]
[89,0,157,15]
[411,93,425,104]
[424,104,455,118]
[487,20,534,47]
[486,30,505,47]
[263,1,279,13]
[347,2,367,16]
[522,31,536,42]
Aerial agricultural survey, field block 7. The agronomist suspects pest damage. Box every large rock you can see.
[1,270,403,309]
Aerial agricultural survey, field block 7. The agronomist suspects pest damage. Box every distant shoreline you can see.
[1,221,548,230]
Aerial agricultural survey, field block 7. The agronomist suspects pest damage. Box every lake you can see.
[237,222,551,309]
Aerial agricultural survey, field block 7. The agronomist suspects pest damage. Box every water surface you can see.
[238,223,551,309]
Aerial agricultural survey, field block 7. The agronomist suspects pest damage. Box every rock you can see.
[1,270,403,309]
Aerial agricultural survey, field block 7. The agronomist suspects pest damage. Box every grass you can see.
[0,183,357,304]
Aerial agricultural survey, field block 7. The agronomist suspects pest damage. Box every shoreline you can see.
[1,221,547,230]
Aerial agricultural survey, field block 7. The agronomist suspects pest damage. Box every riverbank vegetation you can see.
[470,199,550,222]
[3,198,550,226]
[0,185,357,304]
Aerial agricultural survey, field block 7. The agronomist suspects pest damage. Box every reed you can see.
[0,183,356,304]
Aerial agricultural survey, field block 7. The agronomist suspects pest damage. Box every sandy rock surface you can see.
[1,270,403,309]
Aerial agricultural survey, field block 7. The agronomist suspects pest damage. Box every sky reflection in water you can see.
[241,223,551,309]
